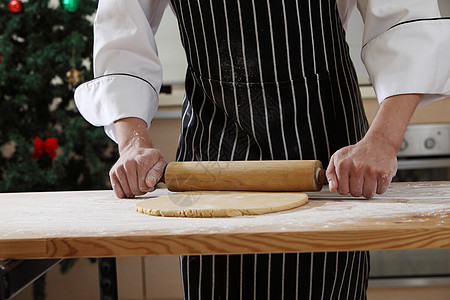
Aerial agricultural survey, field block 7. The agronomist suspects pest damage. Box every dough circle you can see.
[136,191,308,217]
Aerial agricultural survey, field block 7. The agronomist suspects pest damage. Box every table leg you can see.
[98,258,118,300]
[0,259,61,300]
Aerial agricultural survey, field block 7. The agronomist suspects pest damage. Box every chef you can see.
[74,0,450,298]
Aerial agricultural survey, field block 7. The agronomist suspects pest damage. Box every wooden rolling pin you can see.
[164,160,327,192]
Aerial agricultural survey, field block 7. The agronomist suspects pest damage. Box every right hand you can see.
[110,117,167,198]
[109,146,167,198]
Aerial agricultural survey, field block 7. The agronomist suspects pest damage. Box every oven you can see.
[369,124,450,288]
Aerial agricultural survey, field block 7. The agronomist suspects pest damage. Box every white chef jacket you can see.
[74,0,450,142]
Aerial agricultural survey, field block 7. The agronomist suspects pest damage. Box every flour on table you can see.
[135,191,308,217]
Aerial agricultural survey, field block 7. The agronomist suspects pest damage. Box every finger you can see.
[138,168,154,193]
[376,173,391,195]
[137,162,155,193]
[124,161,145,196]
[362,175,377,199]
[326,156,338,192]
[349,173,364,197]
[115,167,134,198]
[335,160,350,195]
[110,171,125,198]
[145,157,167,189]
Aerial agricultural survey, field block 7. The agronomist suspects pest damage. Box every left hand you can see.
[326,93,422,198]
[326,133,398,198]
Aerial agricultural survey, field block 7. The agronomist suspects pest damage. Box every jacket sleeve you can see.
[74,0,169,142]
[357,0,450,106]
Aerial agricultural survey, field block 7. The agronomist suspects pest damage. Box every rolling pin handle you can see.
[317,168,328,185]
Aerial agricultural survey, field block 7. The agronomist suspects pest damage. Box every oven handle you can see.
[397,158,450,170]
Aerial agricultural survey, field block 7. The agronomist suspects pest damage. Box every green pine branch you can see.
[0,0,117,193]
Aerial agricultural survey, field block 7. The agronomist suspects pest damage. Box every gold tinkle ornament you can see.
[66,67,83,88]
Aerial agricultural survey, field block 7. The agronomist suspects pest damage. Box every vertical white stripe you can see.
[320,252,327,300]
[180,257,187,299]
[223,1,241,161]
[212,255,215,299]
[226,255,230,300]
[207,104,217,160]
[194,0,216,161]
[240,254,243,300]
[295,253,299,300]
[318,0,329,71]
[236,0,263,160]
[281,253,286,300]
[217,117,228,160]
[201,1,220,162]
[353,252,361,300]
[318,0,332,159]
[174,1,196,162]
[341,41,361,140]
[186,0,206,161]
[267,254,271,300]
[176,94,189,161]
[326,2,351,145]
[231,125,238,160]
[295,0,316,159]
[245,135,251,160]
[281,0,303,159]
[330,4,358,142]
[253,254,257,300]
[337,252,350,300]
[187,256,191,300]
[363,251,369,299]
[266,0,289,160]
[308,0,331,160]
[309,253,314,300]
[207,0,228,161]
[340,32,367,139]
[173,1,194,69]
[329,252,339,299]
[198,256,203,300]
[182,82,197,162]
[191,94,207,161]
[346,252,356,298]
[358,252,366,300]
[251,0,274,160]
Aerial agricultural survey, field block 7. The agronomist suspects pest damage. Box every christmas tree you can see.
[0,0,118,192]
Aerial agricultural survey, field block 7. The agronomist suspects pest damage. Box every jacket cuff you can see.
[74,73,159,142]
[362,18,450,106]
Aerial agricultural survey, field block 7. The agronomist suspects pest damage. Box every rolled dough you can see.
[135,191,308,217]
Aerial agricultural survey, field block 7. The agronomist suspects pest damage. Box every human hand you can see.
[325,94,421,198]
[325,134,398,198]
[110,117,167,198]
[110,146,167,198]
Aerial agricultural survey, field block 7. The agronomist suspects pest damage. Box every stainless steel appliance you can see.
[396,123,450,181]
[369,123,450,288]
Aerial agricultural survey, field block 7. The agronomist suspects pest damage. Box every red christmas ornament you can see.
[8,0,23,13]
[33,136,58,161]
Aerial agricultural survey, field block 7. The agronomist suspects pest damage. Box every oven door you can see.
[370,156,450,287]
[395,158,450,181]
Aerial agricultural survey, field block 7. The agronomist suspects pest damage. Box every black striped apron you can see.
[171,0,370,298]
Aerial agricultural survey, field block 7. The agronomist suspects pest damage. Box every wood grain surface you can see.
[164,160,325,192]
[0,182,449,259]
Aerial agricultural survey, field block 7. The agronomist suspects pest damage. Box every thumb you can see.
[326,156,338,192]
[145,158,167,188]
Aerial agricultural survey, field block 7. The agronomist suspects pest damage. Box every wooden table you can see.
[1,182,450,260]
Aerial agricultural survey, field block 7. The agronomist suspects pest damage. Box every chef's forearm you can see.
[364,94,421,152]
[113,117,154,154]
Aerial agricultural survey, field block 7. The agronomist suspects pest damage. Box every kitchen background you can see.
[13,1,450,299]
